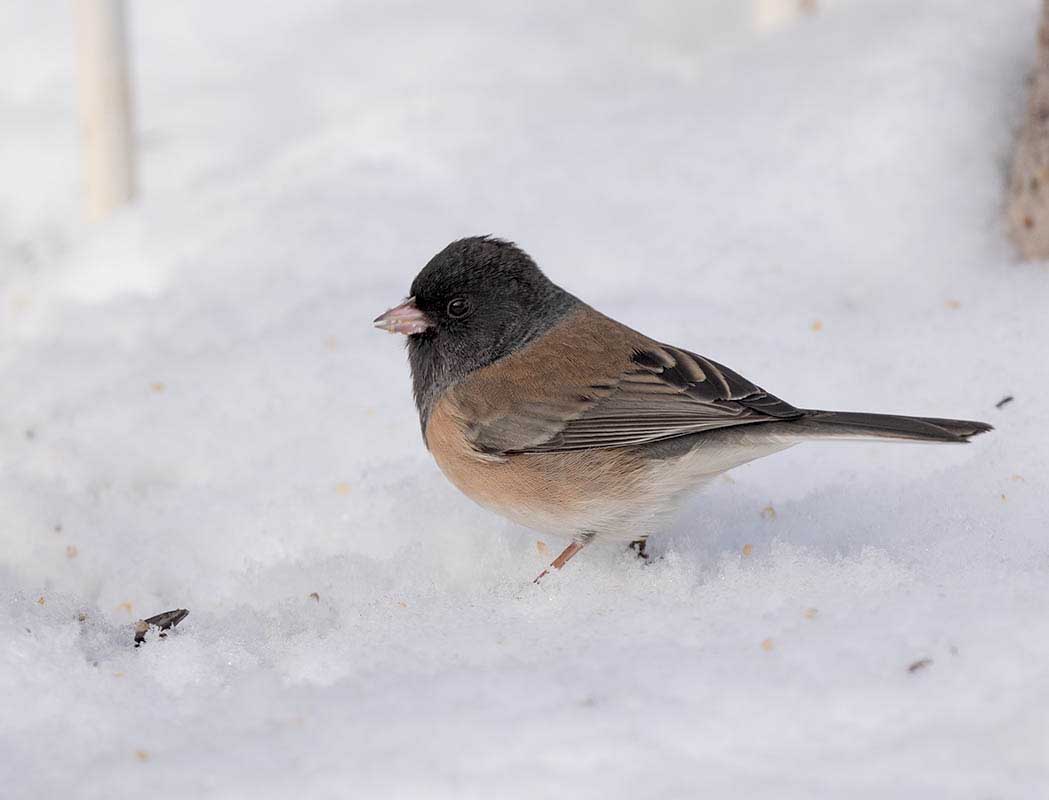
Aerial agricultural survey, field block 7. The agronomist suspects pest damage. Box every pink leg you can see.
[533,536,592,584]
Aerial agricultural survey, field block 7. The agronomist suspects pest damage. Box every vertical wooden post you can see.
[1007,0,1049,259]
[74,0,136,222]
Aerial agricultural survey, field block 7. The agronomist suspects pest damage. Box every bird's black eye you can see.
[446,296,471,319]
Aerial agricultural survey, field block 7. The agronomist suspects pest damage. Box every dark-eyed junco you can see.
[375,237,991,582]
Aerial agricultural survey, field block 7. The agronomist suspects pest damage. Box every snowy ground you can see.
[2,1,1048,797]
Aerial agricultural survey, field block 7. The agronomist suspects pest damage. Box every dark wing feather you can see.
[466,342,802,455]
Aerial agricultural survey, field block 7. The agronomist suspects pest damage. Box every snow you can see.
[2,1,1048,797]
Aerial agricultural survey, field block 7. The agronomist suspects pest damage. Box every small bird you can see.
[375,237,991,582]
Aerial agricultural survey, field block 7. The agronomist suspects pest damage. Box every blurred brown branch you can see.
[1006,0,1049,259]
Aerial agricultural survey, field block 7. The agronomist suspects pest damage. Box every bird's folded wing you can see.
[451,310,802,455]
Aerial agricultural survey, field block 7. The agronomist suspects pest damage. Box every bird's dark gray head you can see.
[374,236,579,433]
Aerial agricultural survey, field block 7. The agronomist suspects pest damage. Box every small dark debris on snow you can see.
[995,395,1014,409]
[133,608,189,647]
[907,658,933,673]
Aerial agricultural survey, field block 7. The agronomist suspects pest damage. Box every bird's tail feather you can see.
[792,410,993,443]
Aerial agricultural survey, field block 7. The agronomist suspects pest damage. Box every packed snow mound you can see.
[1,2,1047,798]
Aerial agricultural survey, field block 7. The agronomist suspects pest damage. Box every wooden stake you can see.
[1007,0,1049,258]
[74,0,136,222]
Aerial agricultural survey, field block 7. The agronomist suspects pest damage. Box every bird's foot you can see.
[534,534,594,583]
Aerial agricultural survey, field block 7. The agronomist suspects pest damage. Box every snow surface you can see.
[2,1,1048,797]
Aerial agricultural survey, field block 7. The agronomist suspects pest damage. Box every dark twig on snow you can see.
[133,608,189,647]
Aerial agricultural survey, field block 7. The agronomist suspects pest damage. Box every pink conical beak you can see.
[373,297,432,335]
